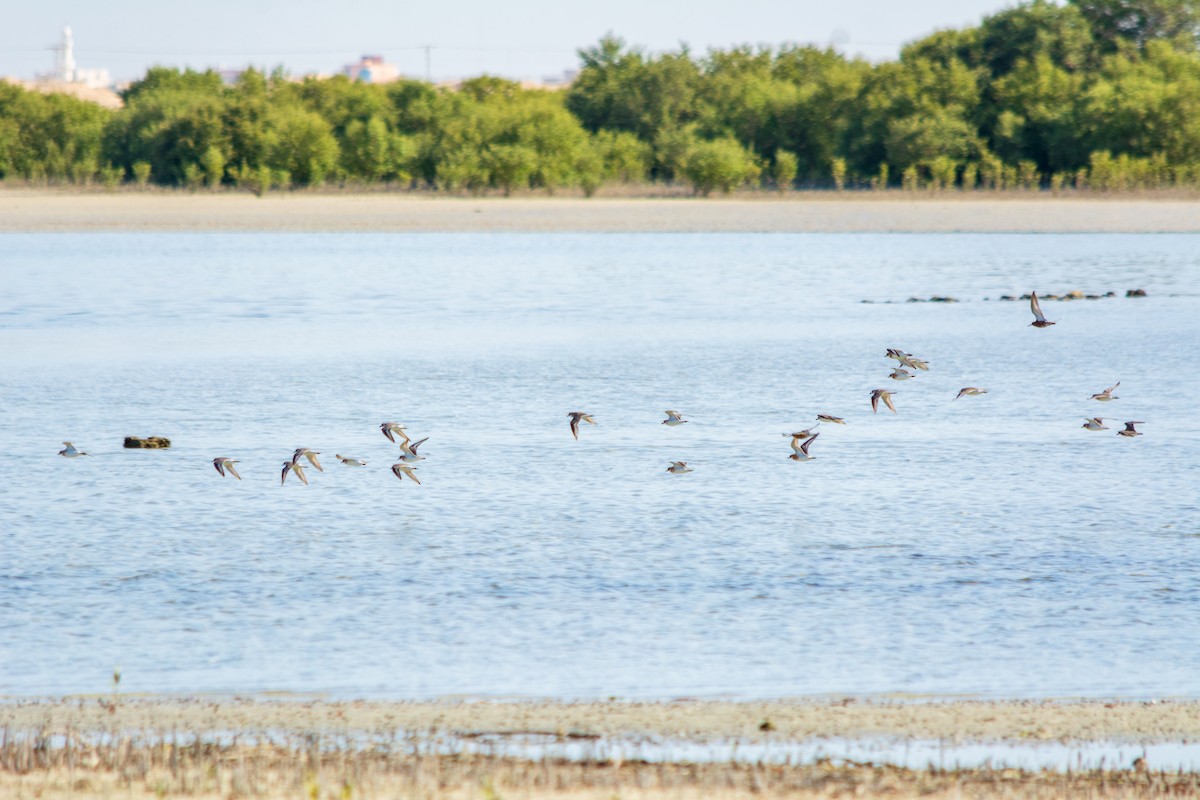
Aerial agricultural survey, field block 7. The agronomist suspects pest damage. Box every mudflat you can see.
[2,190,1200,232]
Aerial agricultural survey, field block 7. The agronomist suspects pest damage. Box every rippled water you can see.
[2,232,1198,699]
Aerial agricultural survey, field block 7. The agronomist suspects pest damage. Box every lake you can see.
[1,232,1198,699]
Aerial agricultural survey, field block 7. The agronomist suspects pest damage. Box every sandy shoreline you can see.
[6,697,1200,743]
[2,190,1200,233]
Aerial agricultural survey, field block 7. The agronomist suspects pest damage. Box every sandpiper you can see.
[1082,417,1108,431]
[281,461,308,485]
[788,432,819,462]
[1091,381,1120,402]
[889,368,916,381]
[662,410,689,426]
[212,457,241,479]
[955,387,988,400]
[292,448,324,472]
[1117,421,1144,437]
[380,422,410,444]
[907,357,930,371]
[58,441,88,458]
[782,423,820,440]
[816,414,846,425]
[391,463,421,484]
[870,389,897,414]
[335,454,367,466]
[666,461,693,474]
[396,437,428,463]
[568,412,596,440]
[885,348,912,362]
[1029,291,1056,327]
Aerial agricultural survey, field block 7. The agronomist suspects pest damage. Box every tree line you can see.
[3,0,1200,194]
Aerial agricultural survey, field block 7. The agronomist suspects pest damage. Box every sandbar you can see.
[2,189,1199,233]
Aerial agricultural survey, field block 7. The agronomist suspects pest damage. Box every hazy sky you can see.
[3,0,1027,83]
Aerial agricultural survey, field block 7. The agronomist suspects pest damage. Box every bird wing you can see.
[1030,291,1047,322]
[226,462,242,480]
[305,451,324,471]
[381,423,396,443]
[569,415,580,439]
[214,459,226,477]
[293,464,308,485]
[871,392,880,413]
[800,433,818,455]
[281,463,290,485]
[409,437,429,455]
[882,392,897,414]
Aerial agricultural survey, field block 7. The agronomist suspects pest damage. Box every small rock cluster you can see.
[124,436,171,449]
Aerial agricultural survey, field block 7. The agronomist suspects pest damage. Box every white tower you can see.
[56,26,76,82]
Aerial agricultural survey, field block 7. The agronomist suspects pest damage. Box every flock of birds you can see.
[54,292,1145,481]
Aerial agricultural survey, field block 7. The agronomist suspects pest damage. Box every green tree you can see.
[680,136,760,195]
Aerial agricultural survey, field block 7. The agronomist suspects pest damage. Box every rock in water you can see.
[124,436,171,449]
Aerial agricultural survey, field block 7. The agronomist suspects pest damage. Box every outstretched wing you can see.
[1030,291,1047,322]
[213,459,226,477]
[882,392,897,414]
[226,462,242,480]
[800,433,818,455]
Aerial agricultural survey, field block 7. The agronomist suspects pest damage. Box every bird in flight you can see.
[380,422,410,444]
[212,457,241,479]
[1081,418,1108,431]
[1091,382,1120,402]
[58,442,88,458]
[292,448,324,472]
[336,454,367,466]
[955,387,987,400]
[788,432,819,462]
[568,412,596,440]
[396,437,428,463]
[1029,291,1055,327]
[662,410,689,426]
[816,414,846,425]
[666,461,693,474]
[1117,421,1144,437]
[391,463,421,484]
[870,389,897,414]
[281,461,308,485]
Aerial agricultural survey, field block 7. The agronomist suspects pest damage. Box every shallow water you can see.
[1,232,1198,699]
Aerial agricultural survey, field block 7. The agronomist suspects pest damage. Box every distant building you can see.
[43,26,111,89]
[342,55,400,84]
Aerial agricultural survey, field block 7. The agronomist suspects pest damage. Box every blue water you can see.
[1,232,1198,699]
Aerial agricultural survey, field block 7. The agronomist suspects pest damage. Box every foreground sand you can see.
[3,698,1198,799]
[2,190,1200,232]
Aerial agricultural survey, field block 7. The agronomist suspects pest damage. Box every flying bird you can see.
[58,442,88,458]
[396,437,428,463]
[568,412,596,440]
[816,414,846,425]
[281,461,308,485]
[788,432,819,462]
[335,454,367,466]
[391,463,421,484]
[1091,381,1120,402]
[889,368,916,381]
[666,461,694,474]
[212,457,241,479]
[380,422,410,444]
[1117,421,1144,437]
[782,423,820,440]
[955,387,987,400]
[662,410,689,426]
[1029,291,1056,327]
[292,448,323,472]
[870,389,897,414]
[1082,418,1108,431]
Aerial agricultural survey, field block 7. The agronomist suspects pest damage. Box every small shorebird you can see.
[568,412,596,440]
[870,389,897,414]
[885,348,912,363]
[212,457,241,479]
[889,368,916,381]
[1082,417,1108,431]
[788,432,819,462]
[292,448,323,472]
[1091,381,1120,402]
[955,387,988,400]
[58,441,88,458]
[396,437,428,463]
[1029,291,1056,327]
[666,461,693,474]
[335,454,367,466]
[380,422,410,444]
[782,423,820,440]
[662,410,689,426]
[281,461,308,485]
[907,357,930,371]
[391,463,421,484]
[816,414,846,425]
[1117,421,1144,437]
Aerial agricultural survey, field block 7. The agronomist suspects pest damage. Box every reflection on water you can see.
[1,233,1198,698]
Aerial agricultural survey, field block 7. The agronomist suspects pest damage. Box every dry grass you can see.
[1,738,1195,800]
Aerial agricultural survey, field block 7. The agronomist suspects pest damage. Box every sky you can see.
[2,0,1030,84]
